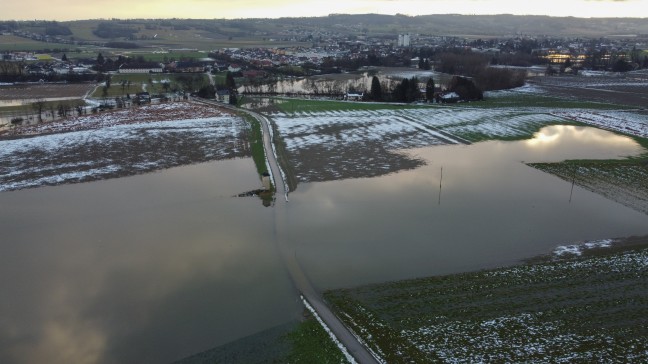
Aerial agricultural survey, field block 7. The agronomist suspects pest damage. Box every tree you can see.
[225,71,236,90]
[448,76,483,102]
[32,99,46,123]
[370,76,383,101]
[197,84,216,99]
[96,53,105,66]
[425,77,435,102]
[162,81,171,93]
[612,58,633,73]
[393,77,420,103]
[226,71,238,105]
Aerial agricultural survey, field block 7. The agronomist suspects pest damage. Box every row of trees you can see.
[367,76,434,103]
[436,51,526,91]
[0,61,99,83]
[367,75,482,103]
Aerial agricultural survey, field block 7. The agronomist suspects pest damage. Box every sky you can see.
[2,0,647,21]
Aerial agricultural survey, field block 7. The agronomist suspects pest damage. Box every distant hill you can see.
[299,14,648,37]
[2,15,647,51]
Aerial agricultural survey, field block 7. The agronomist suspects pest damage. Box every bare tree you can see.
[32,99,46,123]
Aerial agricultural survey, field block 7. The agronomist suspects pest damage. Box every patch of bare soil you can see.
[288,140,425,183]
[272,114,445,185]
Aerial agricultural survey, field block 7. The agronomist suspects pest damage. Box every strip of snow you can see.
[553,239,615,257]
[552,110,648,138]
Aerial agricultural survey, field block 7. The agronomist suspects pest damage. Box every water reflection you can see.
[240,67,448,95]
[0,126,646,363]
[0,159,300,364]
[526,125,641,157]
[286,126,648,290]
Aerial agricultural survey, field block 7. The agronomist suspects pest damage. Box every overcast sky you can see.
[2,0,647,20]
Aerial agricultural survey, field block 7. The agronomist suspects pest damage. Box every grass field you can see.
[0,35,73,52]
[90,73,210,97]
[324,241,648,363]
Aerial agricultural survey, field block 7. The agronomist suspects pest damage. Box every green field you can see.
[325,241,648,363]
[0,35,73,52]
[173,313,349,364]
[90,73,210,97]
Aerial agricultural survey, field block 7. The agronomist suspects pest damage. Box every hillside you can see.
[1,14,648,51]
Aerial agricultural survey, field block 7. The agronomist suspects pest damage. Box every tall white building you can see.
[398,34,411,47]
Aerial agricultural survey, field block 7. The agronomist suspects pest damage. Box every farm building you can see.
[119,63,164,74]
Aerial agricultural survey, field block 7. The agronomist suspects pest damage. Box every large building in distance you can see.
[398,33,411,47]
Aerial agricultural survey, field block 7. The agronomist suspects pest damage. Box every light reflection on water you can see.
[0,159,300,364]
[285,126,648,290]
[0,125,646,363]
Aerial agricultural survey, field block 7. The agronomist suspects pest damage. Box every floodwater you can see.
[240,67,447,94]
[0,159,301,364]
[1,125,648,363]
[286,125,648,289]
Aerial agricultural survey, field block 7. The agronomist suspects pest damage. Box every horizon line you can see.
[3,12,648,22]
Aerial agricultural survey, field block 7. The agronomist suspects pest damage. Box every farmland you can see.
[324,238,648,363]
[266,104,593,184]
[0,102,250,192]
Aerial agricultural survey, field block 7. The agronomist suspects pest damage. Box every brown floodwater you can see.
[0,125,647,363]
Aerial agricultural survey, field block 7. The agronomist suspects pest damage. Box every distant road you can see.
[196,98,380,364]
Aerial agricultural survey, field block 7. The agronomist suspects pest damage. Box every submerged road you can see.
[196,99,379,364]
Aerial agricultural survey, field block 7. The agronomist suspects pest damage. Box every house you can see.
[228,64,242,73]
[135,92,151,104]
[439,92,460,103]
[261,172,271,190]
[216,90,230,103]
[174,61,205,73]
[345,92,364,101]
[119,63,164,74]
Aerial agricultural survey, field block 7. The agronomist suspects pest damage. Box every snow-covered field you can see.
[1,102,227,137]
[551,110,648,138]
[271,107,571,182]
[0,102,249,192]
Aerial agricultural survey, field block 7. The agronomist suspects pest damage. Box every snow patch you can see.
[553,239,615,257]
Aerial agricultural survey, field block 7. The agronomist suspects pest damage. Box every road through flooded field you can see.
[0,125,647,363]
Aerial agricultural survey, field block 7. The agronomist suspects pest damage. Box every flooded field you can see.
[240,67,446,95]
[1,98,647,363]
[282,126,648,290]
[0,159,302,364]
